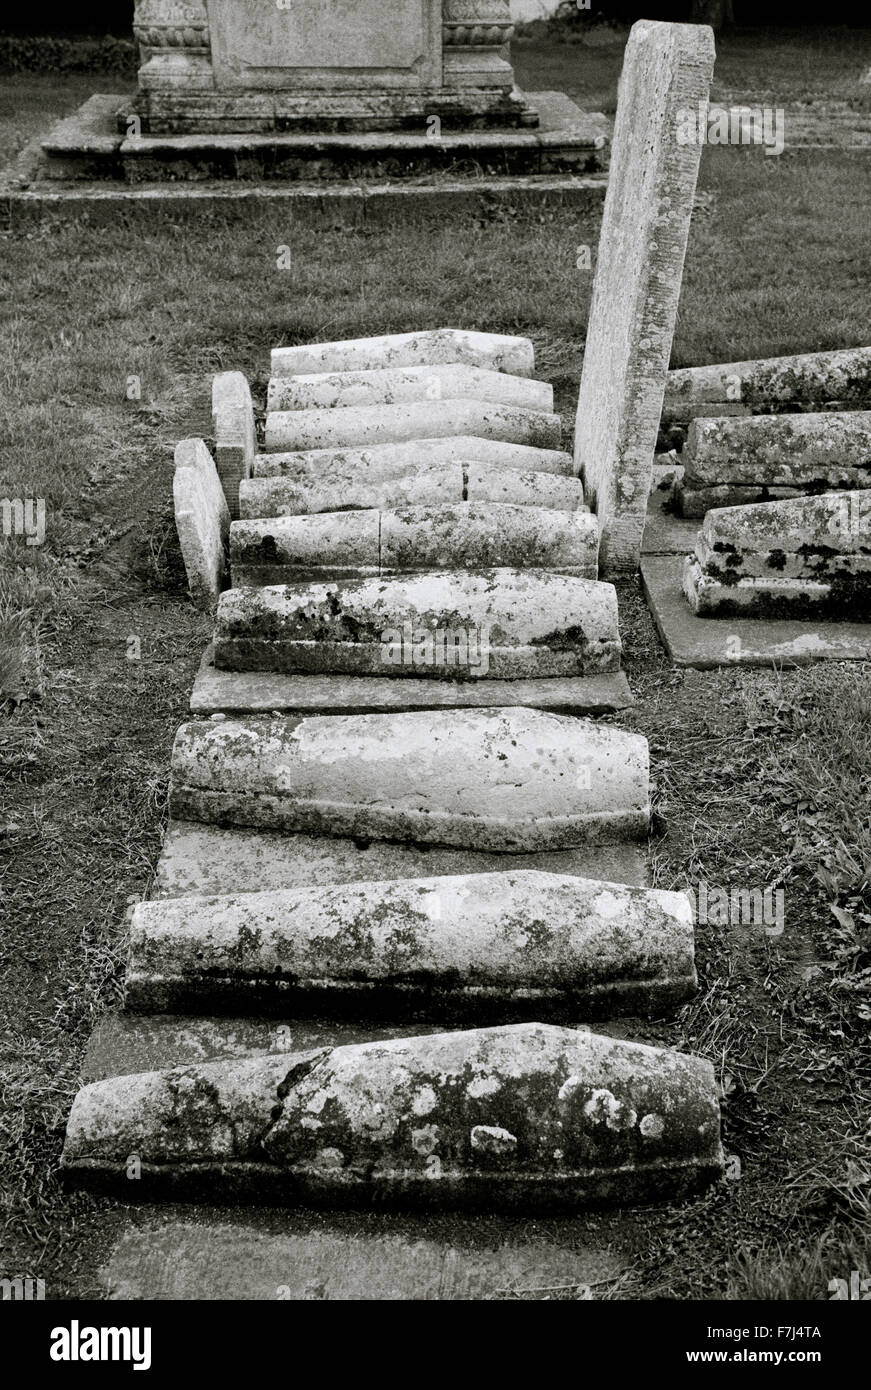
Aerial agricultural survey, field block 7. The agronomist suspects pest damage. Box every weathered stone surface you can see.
[270,329,535,379]
[573,20,715,573]
[125,870,695,1017]
[683,492,871,619]
[465,463,585,510]
[662,347,871,433]
[240,462,464,520]
[212,370,256,519]
[267,364,552,414]
[643,553,871,669]
[62,1023,723,1207]
[135,0,541,133]
[265,400,561,452]
[231,504,598,585]
[101,1217,621,1301]
[154,821,649,902]
[379,505,598,578]
[169,708,650,849]
[193,646,633,716]
[677,410,871,515]
[231,509,380,584]
[172,438,229,611]
[238,462,585,520]
[213,569,619,679]
[252,437,574,480]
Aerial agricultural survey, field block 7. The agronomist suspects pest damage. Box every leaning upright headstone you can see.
[573,21,715,573]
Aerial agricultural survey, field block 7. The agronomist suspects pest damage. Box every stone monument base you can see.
[35,91,608,185]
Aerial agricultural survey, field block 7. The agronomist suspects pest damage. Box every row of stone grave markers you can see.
[61,323,725,1209]
[58,22,727,1290]
[656,348,871,623]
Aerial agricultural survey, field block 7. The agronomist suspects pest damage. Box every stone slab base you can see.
[190,644,633,715]
[98,1214,622,1301]
[35,90,609,184]
[642,555,871,669]
[642,492,700,556]
[3,173,608,224]
[152,820,649,902]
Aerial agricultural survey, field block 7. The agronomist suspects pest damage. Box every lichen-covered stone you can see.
[465,463,585,511]
[172,438,229,611]
[270,330,536,379]
[677,410,871,515]
[213,568,620,679]
[265,400,561,452]
[126,869,694,1015]
[61,1023,723,1207]
[238,461,585,520]
[573,20,715,572]
[239,463,464,520]
[663,347,871,432]
[380,504,598,577]
[267,364,552,414]
[252,437,574,481]
[212,371,255,520]
[168,707,650,849]
[683,491,871,619]
[230,504,598,586]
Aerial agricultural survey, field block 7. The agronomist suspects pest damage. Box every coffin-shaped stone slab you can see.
[265,400,561,452]
[267,364,553,415]
[380,505,597,576]
[465,463,585,511]
[61,1023,723,1208]
[238,462,586,519]
[252,437,573,480]
[683,492,871,618]
[239,462,464,520]
[678,410,871,516]
[663,347,871,431]
[213,569,620,679]
[270,329,535,379]
[231,504,598,586]
[173,438,230,612]
[169,707,650,850]
[231,509,381,584]
[125,870,695,1017]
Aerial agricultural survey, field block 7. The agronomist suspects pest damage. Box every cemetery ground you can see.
[1,40,871,1300]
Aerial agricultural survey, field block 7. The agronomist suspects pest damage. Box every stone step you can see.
[153,821,649,904]
[212,569,619,679]
[169,708,649,850]
[271,329,536,379]
[264,399,561,452]
[239,461,586,519]
[99,1214,622,1301]
[190,651,634,718]
[230,504,598,586]
[266,364,554,415]
[683,491,871,619]
[61,1022,724,1208]
[125,870,694,1019]
[252,437,574,479]
[677,410,871,516]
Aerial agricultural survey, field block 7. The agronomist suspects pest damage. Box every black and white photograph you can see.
[0,0,869,1357]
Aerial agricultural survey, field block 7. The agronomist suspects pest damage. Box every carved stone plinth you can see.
[131,0,538,134]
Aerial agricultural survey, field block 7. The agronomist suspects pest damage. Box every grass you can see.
[0,36,870,1298]
[513,24,871,114]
